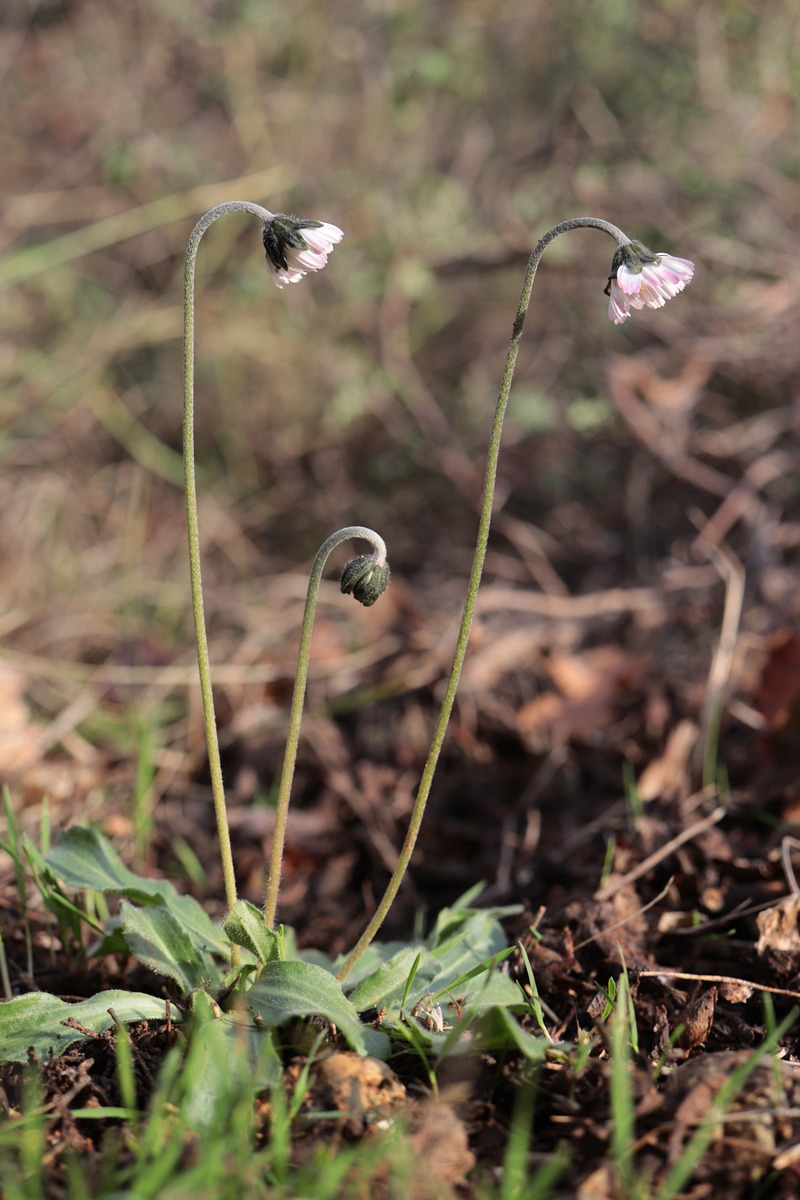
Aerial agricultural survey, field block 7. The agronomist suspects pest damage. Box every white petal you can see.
[608,283,630,323]
[616,264,644,296]
[303,223,343,253]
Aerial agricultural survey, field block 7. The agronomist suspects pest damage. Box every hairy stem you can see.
[263,528,388,930]
[183,202,273,928]
[336,217,628,980]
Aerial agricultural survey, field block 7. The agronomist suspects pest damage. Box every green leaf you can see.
[46,827,229,956]
[463,1006,550,1059]
[330,939,413,987]
[427,911,512,993]
[437,964,525,1010]
[223,900,280,965]
[427,888,520,948]
[119,900,220,993]
[0,990,179,1064]
[246,961,388,1058]
[47,826,165,900]
[347,946,440,1012]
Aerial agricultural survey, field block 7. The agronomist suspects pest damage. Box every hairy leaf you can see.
[347,946,440,1012]
[223,900,280,965]
[120,900,220,992]
[46,827,229,956]
[247,960,388,1058]
[0,990,178,1064]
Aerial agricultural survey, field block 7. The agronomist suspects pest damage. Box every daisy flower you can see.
[262,215,343,289]
[605,241,694,324]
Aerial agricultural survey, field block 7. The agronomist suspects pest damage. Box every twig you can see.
[574,878,675,950]
[689,448,793,555]
[594,804,725,902]
[689,523,746,786]
[477,565,719,619]
[636,969,800,1002]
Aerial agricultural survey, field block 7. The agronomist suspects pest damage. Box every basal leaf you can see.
[428,890,521,948]
[330,939,414,987]
[433,964,525,1011]
[46,826,161,900]
[46,827,229,956]
[347,946,440,1012]
[427,910,511,993]
[246,960,388,1058]
[119,900,219,993]
[0,990,178,1064]
[462,1005,550,1059]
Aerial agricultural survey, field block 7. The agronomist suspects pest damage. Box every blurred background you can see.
[1,0,798,945]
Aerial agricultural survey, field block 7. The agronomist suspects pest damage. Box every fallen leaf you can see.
[517,646,648,750]
[756,894,800,955]
[719,980,755,1004]
[577,1162,615,1199]
[304,1051,406,1135]
[637,720,698,802]
[755,629,800,734]
[678,987,717,1052]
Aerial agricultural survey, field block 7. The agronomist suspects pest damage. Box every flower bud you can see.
[340,555,390,607]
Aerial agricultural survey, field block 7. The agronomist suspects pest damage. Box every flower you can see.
[605,241,694,324]
[262,214,343,288]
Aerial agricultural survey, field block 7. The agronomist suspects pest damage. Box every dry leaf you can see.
[678,987,717,1052]
[637,720,698,802]
[517,646,648,750]
[0,664,43,773]
[756,894,800,955]
[577,1162,615,1199]
[755,629,800,733]
[719,980,755,1004]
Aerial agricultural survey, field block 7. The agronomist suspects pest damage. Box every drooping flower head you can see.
[340,553,391,607]
[262,214,343,289]
[604,240,694,325]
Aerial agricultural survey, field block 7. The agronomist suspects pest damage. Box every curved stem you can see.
[336,217,629,981]
[263,527,388,929]
[183,202,273,926]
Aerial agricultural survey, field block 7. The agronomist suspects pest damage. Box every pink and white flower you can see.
[262,215,343,289]
[605,243,694,325]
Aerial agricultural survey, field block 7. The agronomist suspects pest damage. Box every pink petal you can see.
[616,264,644,295]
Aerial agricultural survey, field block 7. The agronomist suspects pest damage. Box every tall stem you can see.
[263,527,388,930]
[336,217,628,981]
[183,202,273,922]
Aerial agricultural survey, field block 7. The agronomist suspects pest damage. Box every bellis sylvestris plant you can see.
[182,202,384,958]
[336,216,694,978]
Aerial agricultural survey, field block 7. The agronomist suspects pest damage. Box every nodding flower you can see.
[262,215,344,289]
[340,554,391,608]
[605,241,694,324]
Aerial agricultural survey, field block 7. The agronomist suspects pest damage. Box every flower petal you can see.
[616,264,644,295]
[607,246,694,323]
[608,282,631,323]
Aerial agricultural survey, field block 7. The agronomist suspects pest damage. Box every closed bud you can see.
[340,555,390,607]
